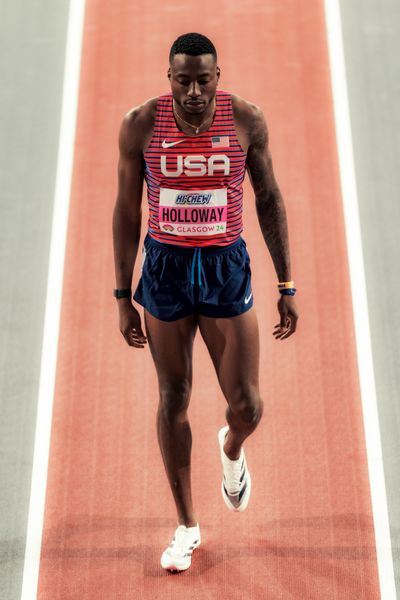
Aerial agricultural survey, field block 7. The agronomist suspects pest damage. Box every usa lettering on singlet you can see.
[143,90,247,247]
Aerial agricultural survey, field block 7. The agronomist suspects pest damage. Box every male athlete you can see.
[112,32,298,572]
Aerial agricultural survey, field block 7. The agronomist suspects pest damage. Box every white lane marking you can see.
[323,1,396,598]
[20,0,87,598]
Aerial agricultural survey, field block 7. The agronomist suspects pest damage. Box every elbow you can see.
[113,199,142,227]
[112,205,142,244]
[255,189,281,209]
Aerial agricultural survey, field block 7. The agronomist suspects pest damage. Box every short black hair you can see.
[169,33,217,63]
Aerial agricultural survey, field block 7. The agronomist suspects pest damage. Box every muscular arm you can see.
[246,108,291,283]
[112,109,147,290]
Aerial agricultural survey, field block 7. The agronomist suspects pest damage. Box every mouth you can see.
[184,102,206,113]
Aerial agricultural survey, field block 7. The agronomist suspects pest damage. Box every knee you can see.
[159,379,191,424]
[231,388,264,427]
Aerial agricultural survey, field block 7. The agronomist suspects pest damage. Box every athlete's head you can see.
[168,33,220,114]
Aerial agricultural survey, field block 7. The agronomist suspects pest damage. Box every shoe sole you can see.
[218,426,252,512]
[221,469,251,511]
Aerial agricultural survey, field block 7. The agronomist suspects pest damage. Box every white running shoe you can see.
[160,523,201,572]
[218,425,252,511]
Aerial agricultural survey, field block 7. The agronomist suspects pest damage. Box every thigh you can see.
[133,238,195,322]
[144,309,198,387]
[197,238,253,319]
[198,306,260,402]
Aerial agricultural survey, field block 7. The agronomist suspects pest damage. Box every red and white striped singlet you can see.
[144,89,247,247]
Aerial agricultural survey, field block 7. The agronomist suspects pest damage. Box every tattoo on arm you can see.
[246,108,292,282]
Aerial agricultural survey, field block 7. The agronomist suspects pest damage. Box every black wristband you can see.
[279,288,296,296]
[113,288,132,299]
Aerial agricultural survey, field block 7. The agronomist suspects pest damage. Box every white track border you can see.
[20,0,86,598]
[323,1,396,598]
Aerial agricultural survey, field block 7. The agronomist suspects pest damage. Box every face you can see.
[168,53,220,114]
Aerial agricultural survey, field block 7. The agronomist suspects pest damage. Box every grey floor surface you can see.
[339,0,400,595]
[0,0,399,599]
[0,1,69,599]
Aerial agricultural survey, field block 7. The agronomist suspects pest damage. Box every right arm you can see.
[112,109,147,348]
[113,110,144,290]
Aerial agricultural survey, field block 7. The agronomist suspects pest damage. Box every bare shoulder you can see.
[231,93,268,149]
[119,96,158,155]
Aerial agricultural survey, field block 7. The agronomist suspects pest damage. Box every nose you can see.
[188,81,201,98]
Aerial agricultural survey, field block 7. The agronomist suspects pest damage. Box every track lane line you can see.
[323,1,396,598]
[20,1,87,598]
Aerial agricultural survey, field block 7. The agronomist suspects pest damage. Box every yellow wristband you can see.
[277,281,295,289]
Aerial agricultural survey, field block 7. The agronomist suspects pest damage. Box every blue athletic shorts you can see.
[132,232,254,321]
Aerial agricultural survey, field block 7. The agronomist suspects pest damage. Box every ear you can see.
[167,67,171,79]
[216,66,221,79]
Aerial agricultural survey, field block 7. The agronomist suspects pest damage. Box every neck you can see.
[173,97,216,127]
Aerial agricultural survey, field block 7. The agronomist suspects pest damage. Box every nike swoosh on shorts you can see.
[161,139,186,148]
[245,292,253,304]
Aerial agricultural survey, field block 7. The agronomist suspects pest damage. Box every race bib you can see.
[158,187,227,236]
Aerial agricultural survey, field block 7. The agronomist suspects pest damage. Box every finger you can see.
[279,324,297,340]
[274,331,287,339]
[274,323,288,331]
[273,326,284,334]
[132,331,147,341]
[131,329,147,341]
[273,322,289,332]
[132,338,147,345]
[131,335,147,345]
[273,329,287,339]
[133,325,146,338]
[124,332,146,347]
[279,331,294,340]
[128,338,146,348]
[132,329,147,340]
[123,329,146,341]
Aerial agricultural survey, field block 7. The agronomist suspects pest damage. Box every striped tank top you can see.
[143,89,247,247]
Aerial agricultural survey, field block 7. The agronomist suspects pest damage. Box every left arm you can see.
[246,107,291,283]
[246,106,298,339]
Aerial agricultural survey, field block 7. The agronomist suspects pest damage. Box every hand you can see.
[118,301,148,348]
[273,294,299,340]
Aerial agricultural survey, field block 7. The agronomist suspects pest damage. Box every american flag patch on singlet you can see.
[211,135,230,148]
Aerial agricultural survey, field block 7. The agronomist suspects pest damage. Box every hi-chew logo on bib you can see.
[159,188,227,236]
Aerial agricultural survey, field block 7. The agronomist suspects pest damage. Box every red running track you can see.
[37,0,381,598]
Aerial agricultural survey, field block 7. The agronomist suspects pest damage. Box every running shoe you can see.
[160,523,201,572]
[218,425,252,511]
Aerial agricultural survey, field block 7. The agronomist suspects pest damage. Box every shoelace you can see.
[223,451,244,493]
[169,525,197,555]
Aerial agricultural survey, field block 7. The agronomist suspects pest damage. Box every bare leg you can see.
[198,306,263,459]
[144,309,199,527]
